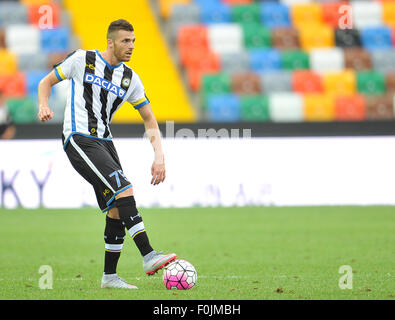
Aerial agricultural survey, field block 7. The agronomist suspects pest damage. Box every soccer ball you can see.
[163,259,197,290]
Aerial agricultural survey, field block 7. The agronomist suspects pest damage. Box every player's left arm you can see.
[138,103,165,186]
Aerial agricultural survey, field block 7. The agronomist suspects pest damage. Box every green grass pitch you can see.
[0,206,394,300]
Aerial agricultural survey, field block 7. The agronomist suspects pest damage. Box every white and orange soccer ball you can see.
[163,259,197,290]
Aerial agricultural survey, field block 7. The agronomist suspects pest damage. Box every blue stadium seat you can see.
[41,27,70,53]
[26,71,49,97]
[260,2,290,28]
[360,27,392,50]
[207,94,241,122]
[198,1,231,24]
[249,49,281,72]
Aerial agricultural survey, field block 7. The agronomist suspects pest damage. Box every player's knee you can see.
[107,207,120,220]
[115,187,133,200]
[114,195,142,230]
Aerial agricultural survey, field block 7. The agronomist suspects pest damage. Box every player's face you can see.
[113,30,135,62]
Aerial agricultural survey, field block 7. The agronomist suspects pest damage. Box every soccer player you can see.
[37,19,176,289]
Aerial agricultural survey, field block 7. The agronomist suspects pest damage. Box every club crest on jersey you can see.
[121,77,131,89]
[84,73,126,99]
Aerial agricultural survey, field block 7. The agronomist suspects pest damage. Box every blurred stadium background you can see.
[1,0,395,208]
[1,0,395,301]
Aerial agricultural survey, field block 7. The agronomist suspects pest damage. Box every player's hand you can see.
[38,105,54,122]
[151,160,166,185]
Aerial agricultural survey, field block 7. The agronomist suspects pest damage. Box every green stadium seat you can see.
[202,73,231,96]
[7,97,37,123]
[231,4,261,24]
[281,50,310,70]
[240,95,270,121]
[356,71,386,95]
[242,23,271,49]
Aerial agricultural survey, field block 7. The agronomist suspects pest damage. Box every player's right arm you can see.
[37,70,61,122]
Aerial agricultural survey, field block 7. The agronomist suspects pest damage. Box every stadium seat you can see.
[17,52,49,71]
[0,49,17,75]
[231,72,261,94]
[322,1,350,28]
[371,49,395,73]
[383,2,395,26]
[344,48,372,70]
[177,25,209,66]
[41,27,70,52]
[27,2,60,27]
[281,50,309,70]
[260,71,292,93]
[185,50,220,91]
[208,23,243,54]
[334,95,366,121]
[365,95,394,120]
[6,97,37,123]
[25,71,48,96]
[335,29,362,48]
[360,27,393,50]
[0,28,5,48]
[303,94,335,122]
[249,48,281,72]
[219,51,249,73]
[290,3,323,28]
[5,24,40,54]
[352,1,383,29]
[169,4,200,40]
[260,2,291,28]
[271,27,300,50]
[240,95,269,121]
[242,23,271,48]
[298,24,334,51]
[231,3,260,24]
[309,48,344,73]
[356,71,386,95]
[269,93,303,122]
[199,1,231,24]
[292,70,323,93]
[206,94,241,122]
[385,73,395,93]
[0,72,26,97]
[0,1,28,26]
[202,73,231,98]
[323,70,356,95]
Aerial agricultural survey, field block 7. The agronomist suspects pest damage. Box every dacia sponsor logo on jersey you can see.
[84,73,126,99]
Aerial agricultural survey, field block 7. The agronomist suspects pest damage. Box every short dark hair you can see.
[107,19,134,40]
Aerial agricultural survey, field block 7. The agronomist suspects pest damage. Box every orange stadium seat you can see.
[292,70,323,93]
[323,70,356,95]
[186,50,220,91]
[335,95,366,121]
[291,3,323,28]
[322,1,350,28]
[365,95,394,120]
[0,72,26,97]
[304,94,335,122]
[28,2,60,27]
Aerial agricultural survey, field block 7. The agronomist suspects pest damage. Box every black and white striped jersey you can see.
[54,49,149,148]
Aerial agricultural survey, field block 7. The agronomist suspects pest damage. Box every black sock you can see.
[115,196,154,256]
[104,215,125,275]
